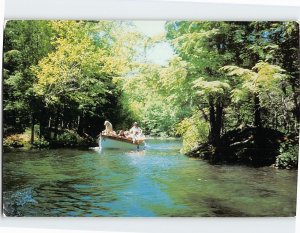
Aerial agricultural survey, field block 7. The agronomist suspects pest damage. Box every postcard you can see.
[2,20,299,217]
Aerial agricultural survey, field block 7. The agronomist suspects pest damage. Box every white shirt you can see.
[130,126,142,135]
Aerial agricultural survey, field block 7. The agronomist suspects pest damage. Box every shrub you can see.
[3,134,25,148]
[56,131,78,146]
[31,138,50,149]
[275,142,298,169]
[176,112,209,153]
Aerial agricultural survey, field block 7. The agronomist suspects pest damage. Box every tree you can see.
[33,21,141,138]
[221,62,292,131]
[3,21,53,142]
[118,56,193,136]
[192,78,231,145]
[166,21,236,145]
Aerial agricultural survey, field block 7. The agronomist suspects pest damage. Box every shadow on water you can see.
[2,139,298,217]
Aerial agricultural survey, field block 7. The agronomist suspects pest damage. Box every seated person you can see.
[124,130,130,138]
[129,122,142,135]
[129,122,144,143]
[102,120,115,135]
[118,130,125,137]
[118,130,131,139]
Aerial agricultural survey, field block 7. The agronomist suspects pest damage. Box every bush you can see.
[3,134,25,148]
[31,138,50,149]
[56,131,78,146]
[276,142,298,169]
[176,112,209,153]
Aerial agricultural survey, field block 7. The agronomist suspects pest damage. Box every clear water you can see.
[2,139,297,217]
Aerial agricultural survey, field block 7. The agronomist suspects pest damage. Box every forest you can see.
[3,20,299,168]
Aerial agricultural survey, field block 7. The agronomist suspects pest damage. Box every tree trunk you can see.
[208,97,216,144]
[30,113,35,144]
[53,109,60,140]
[77,114,84,136]
[214,98,223,146]
[274,111,277,130]
[39,118,43,140]
[254,92,262,128]
[208,97,223,146]
[291,79,300,123]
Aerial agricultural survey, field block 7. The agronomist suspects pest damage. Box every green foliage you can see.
[33,21,112,109]
[56,132,79,147]
[31,138,50,149]
[221,62,295,130]
[176,113,209,153]
[221,62,287,95]
[3,135,25,148]
[276,142,299,169]
[166,20,299,157]
[3,21,54,134]
[166,21,235,75]
[193,78,231,98]
[4,20,143,140]
[120,58,192,136]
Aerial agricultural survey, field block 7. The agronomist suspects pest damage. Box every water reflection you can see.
[2,139,297,216]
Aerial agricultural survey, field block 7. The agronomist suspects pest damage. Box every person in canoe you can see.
[129,122,144,143]
[130,122,142,134]
[102,120,116,135]
[118,129,130,138]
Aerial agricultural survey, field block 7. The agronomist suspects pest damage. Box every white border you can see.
[0,0,5,227]
[161,0,300,7]
[3,0,300,20]
[1,1,299,233]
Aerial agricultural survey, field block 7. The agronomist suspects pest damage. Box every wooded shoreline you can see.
[3,21,299,170]
[3,127,298,169]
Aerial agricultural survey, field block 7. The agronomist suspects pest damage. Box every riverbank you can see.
[186,127,299,169]
[3,130,177,152]
[4,127,298,170]
[3,129,97,152]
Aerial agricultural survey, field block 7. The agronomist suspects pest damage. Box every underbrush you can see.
[4,126,96,150]
[3,134,27,148]
[176,113,209,153]
[275,141,299,169]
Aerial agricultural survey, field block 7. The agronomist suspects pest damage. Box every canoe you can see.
[99,134,145,150]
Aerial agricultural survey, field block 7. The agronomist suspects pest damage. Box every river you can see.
[2,139,297,217]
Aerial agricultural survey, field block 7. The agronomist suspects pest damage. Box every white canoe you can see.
[99,134,145,150]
